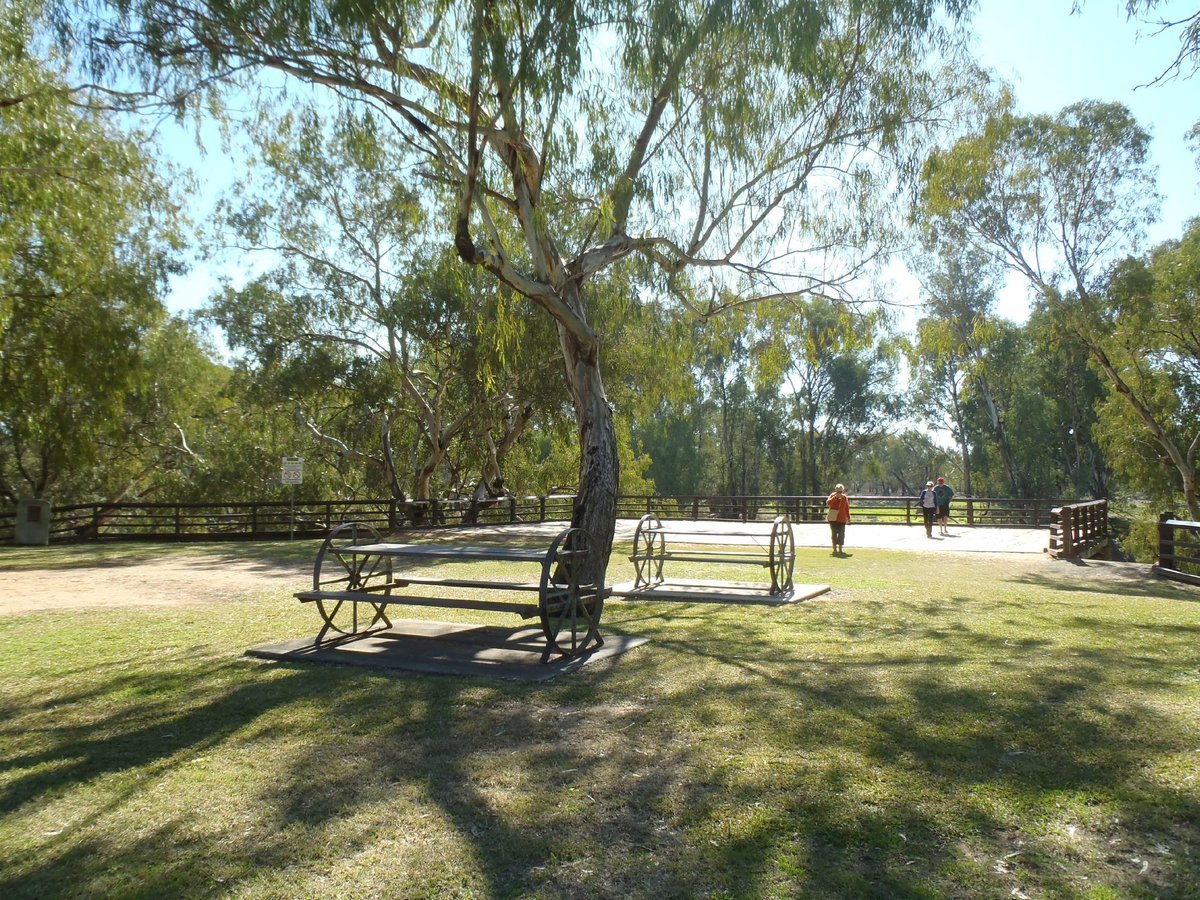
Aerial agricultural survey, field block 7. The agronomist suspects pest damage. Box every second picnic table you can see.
[628,512,796,595]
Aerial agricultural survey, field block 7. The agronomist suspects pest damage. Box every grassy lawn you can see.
[1,542,1198,898]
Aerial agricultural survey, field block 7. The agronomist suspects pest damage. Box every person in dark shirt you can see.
[933,477,954,536]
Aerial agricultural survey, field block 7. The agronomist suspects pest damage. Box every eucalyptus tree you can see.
[1,1,188,503]
[204,106,568,517]
[953,317,1064,497]
[72,0,977,575]
[907,245,1006,495]
[760,297,902,494]
[846,429,955,495]
[918,98,1200,515]
[1023,302,1110,498]
[1091,222,1200,515]
[636,313,794,499]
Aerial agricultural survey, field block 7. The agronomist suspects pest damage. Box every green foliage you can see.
[203,105,571,502]
[840,429,955,494]
[920,96,1158,292]
[634,297,904,497]
[1091,220,1200,515]
[1023,302,1111,498]
[766,297,903,493]
[0,3,191,502]
[917,95,1200,513]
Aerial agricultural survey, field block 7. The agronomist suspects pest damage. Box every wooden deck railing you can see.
[1048,500,1111,560]
[1,493,1072,544]
[1154,515,1200,586]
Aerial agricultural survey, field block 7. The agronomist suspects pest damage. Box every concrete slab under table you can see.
[610,578,829,605]
[247,618,648,682]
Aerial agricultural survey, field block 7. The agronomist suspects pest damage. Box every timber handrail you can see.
[1048,500,1110,560]
[1154,515,1200,587]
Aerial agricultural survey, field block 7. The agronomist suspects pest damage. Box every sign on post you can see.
[282,457,304,539]
[281,457,304,485]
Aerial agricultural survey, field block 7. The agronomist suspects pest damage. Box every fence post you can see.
[966,498,975,526]
[509,496,518,524]
[1159,512,1177,570]
[692,497,700,521]
[1061,506,1075,559]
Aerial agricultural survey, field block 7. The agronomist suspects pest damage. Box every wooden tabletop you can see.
[337,542,550,563]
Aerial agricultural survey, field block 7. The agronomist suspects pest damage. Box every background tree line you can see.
[2,0,1198,560]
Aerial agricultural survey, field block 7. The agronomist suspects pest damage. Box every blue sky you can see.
[966,0,1198,319]
[973,0,1197,242]
[165,2,1199,318]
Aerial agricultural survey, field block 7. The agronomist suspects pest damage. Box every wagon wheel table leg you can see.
[632,513,666,588]
[312,521,393,642]
[539,527,604,662]
[769,516,795,594]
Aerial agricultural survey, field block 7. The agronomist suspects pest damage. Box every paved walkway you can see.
[788,522,1045,553]
[615,519,1046,554]
[449,518,1047,555]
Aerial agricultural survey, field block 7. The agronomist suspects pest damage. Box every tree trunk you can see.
[562,336,618,587]
[410,449,446,526]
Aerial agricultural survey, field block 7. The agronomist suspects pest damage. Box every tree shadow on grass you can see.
[1008,560,1200,602]
[2,592,1199,898]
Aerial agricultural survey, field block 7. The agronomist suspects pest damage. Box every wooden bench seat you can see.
[296,588,541,618]
[655,550,772,565]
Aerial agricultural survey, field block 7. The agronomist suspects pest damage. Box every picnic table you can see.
[629,513,796,595]
[295,522,605,662]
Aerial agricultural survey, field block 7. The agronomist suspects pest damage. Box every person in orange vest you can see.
[826,483,851,556]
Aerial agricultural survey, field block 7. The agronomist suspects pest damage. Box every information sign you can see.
[281,457,304,485]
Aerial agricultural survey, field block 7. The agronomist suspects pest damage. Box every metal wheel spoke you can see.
[769,515,796,594]
[539,527,603,659]
[312,522,393,639]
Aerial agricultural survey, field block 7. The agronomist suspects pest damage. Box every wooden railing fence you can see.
[2,493,1070,544]
[1154,515,1200,586]
[1047,500,1111,560]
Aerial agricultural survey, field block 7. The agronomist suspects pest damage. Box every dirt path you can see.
[0,555,310,616]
